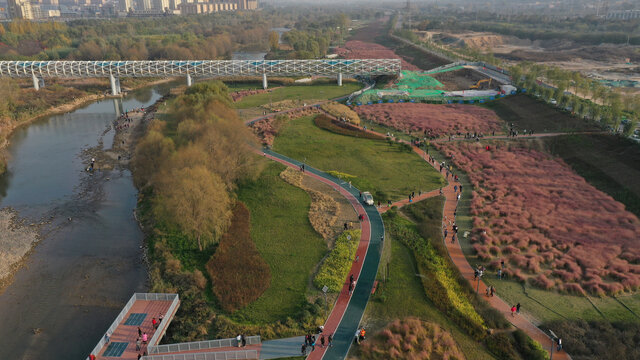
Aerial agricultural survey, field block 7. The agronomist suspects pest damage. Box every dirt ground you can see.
[0,209,39,292]
[484,94,601,133]
[432,68,492,90]
[418,29,640,83]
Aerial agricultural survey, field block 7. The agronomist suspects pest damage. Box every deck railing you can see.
[148,336,261,355]
[142,350,259,360]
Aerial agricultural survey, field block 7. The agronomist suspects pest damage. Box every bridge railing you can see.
[146,293,181,349]
[142,350,259,360]
[148,336,261,354]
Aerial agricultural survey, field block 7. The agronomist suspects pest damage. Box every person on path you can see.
[104,332,111,344]
[152,317,157,330]
[388,200,392,207]
[159,313,164,324]
[501,259,505,269]
[498,268,502,279]
[301,343,307,355]
[459,184,463,192]
[557,338,562,351]
[454,185,458,192]
[136,338,141,351]
[350,274,354,284]
[142,332,148,344]
[355,329,360,344]
[241,334,246,347]
[328,334,333,347]
[236,334,242,347]
[444,229,448,239]
[311,336,316,351]
[491,286,495,297]
[457,193,461,201]
[516,303,521,314]
[137,354,142,360]
[349,281,354,295]
[320,334,325,348]
[451,233,456,243]
[511,305,517,317]
[486,287,491,297]
[138,327,142,337]
[359,328,366,343]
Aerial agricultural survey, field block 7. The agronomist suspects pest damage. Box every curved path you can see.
[258,150,384,360]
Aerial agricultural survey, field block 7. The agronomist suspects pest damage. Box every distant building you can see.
[607,10,640,20]
[178,0,237,15]
[118,0,131,11]
[7,0,34,18]
[152,0,167,11]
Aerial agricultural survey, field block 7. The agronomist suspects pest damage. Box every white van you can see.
[362,192,374,206]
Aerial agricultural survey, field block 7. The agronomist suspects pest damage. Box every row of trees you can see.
[0,13,271,61]
[510,62,639,135]
[133,81,263,251]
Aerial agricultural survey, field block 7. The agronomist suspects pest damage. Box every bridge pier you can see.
[187,73,192,87]
[109,74,121,96]
[338,72,343,86]
[32,74,41,90]
[262,73,268,90]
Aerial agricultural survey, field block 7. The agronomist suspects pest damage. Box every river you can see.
[0,84,172,360]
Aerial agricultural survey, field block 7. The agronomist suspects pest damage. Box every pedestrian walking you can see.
[501,259,505,269]
[311,336,316,351]
[459,184,463,192]
[328,334,333,347]
[444,229,448,239]
[301,343,307,355]
[241,334,246,347]
[350,274,354,284]
[320,334,325,348]
[142,332,148,344]
[152,317,157,330]
[359,328,366,342]
[136,338,141,351]
[557,338,562,352]
[516,303,520,314]
[498,268,502,279]
[138,327,142,337]
[490,286,495,297]
[511,305,516,317]
[454,185,458,192]
[355,329,360,344]
[349,281,354,295]
[104,332,111,344]
[236,334,242,347]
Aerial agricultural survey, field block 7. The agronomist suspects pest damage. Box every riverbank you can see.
[0,77,173,176]
[0,80,170,295]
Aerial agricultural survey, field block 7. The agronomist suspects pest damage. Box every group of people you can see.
[301,330,333,355]
[134,313,164,358]
[354,327,366,344]
[235,334,247,347]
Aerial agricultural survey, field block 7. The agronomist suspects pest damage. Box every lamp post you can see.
[322,285,329,318]
[548,330,558,360]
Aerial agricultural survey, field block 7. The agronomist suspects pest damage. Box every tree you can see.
[155,166,232,251]
[132,126,175,187]
[268,31,279,51]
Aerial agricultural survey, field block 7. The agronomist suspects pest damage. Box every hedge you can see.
[313,229,361,292]
[314,114,385,140]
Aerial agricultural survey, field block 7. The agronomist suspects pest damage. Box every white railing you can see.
[148,336,261,355]
[146,294,181,348]
[87,293,138,359]
[86,293,179,359]
[142,350,259,360]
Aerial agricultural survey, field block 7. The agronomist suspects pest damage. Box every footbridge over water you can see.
[0,59,401,95]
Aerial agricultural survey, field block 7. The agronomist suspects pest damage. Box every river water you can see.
[0,84,171,360]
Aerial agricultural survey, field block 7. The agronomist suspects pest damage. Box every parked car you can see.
[362,191,374,206]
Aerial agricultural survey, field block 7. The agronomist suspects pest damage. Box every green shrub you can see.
[486,333,519,360]
[313,229,361,292]
[513,329,549,360]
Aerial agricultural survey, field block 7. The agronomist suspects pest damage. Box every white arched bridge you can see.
[0,59,401,95]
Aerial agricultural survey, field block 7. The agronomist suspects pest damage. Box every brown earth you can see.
[432,68,492,90]
[0,209,40,294]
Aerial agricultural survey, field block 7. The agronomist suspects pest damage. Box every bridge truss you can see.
[0,59,401,78]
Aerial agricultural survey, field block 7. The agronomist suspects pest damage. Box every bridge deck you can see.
[97,300,174,360]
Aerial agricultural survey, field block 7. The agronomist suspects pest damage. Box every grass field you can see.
[273,115,444,201]
[484,94,601,133]
[544,134,640,218]
[235,162,327,323]
[233,83,362,109]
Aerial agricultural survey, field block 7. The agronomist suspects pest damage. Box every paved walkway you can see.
[260,150,384,360]
[260,336,305,359]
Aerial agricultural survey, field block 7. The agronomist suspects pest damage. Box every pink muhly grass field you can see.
[356,103,503,138]
[436,141,640,296]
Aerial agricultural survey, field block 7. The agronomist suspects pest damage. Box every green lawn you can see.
[362,237,495,360]
[233,83,361,109]
[235,162,327,323]
[273,115,444,201]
